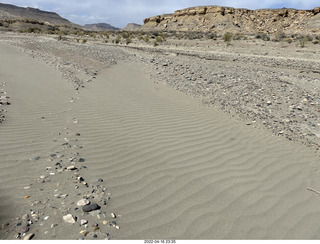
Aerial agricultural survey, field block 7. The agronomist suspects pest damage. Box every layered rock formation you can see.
[142,5,320,35]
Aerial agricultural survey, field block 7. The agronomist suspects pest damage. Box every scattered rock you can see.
[21,226,29,233]
[22,214,29,220]
[77,199,90,206]
[23,233,35,240]
[63,214,76,224]
[67,165,77,170]
[1,223,9,229]
[51,224,58,228]
[82,204,101,213]
[80,219,88,226]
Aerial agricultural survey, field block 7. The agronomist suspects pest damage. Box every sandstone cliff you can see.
[142,5,320,35]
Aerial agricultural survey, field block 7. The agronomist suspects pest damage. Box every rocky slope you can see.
[142,5,320,35]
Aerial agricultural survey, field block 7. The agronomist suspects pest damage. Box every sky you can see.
[1,0,320,28]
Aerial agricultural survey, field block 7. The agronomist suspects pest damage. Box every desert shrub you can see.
[155,36,163,42]
[115,35,121,44]
[284,38,293,44]
[273,32,287,42]
[299,36,308,47]
[81,38,87,44]
[88,32,96,38]
[26,27,41,33]
[121,31,130,39]
[206,33,217,40]
[143,36,149,43]
[126,38,132,45]
[233,33,245,40]
[223,32,233,45]
[255,33,270,41]
[153,40,158,46]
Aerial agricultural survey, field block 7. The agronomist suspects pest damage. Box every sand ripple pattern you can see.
[73,63,320,239]
[1,42,320,239]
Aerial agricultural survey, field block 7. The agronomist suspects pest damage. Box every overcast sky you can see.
[2,0,320,28]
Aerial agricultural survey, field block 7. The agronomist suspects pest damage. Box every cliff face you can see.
[142,5,320,35]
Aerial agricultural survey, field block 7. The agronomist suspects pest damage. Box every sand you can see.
[1,37,320,240]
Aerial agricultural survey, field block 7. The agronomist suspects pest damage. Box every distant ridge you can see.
[0,3,76,27]
[84,23,119,31]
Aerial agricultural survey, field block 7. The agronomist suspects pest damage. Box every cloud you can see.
[1,0,319,27]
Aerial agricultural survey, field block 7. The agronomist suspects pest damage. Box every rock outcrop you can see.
[142,5,320,35]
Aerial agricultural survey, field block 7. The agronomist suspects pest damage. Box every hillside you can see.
[142,5,320,35]
[122,23,141,31]
[84,23,119,31]
[0,3,75,26]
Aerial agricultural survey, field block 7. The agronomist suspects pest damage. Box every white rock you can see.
[77,199,90,206]
[63,214,76,224]
[67,165,76,170]
[80,219,88,226]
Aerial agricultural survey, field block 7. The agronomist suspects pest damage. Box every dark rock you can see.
[98,178,103,182]
[82,204,101,213]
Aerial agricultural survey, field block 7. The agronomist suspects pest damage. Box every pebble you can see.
[80,230,89,236]
[44,216,49,221]
[21,226,29,233]
[111,213,116,219]
[51,224,58,228]
[67,165,77,170]
[103,221,108,225]
[22,214,29,220]
[98,178,103,182]
[23,233,35,240]
[63,214,76,224]
[29,157,40,161]
[77,199,90,206]
[1,223,9,229]
[82,203,101,213]
[80,219,88,226]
